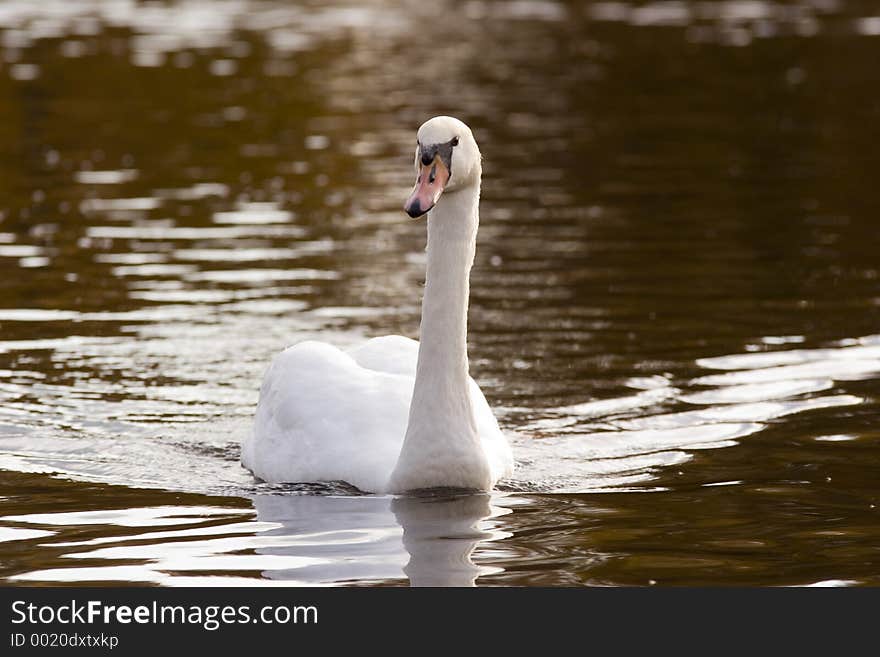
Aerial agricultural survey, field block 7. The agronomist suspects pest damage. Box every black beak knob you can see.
[405,200,424,218]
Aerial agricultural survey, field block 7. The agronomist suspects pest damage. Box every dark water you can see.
[0,0,879,586]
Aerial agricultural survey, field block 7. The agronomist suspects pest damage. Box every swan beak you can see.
[404,155,450,218]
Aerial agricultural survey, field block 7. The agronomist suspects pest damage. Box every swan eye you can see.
[428,164,437,184]
[451,137,459,146]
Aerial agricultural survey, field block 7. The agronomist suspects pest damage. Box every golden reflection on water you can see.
[0,0,879,585]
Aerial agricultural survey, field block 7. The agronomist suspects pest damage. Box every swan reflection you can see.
[392,493,496,587]
[252,491,500,586]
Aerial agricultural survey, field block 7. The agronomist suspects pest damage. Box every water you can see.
[1,0,879,586]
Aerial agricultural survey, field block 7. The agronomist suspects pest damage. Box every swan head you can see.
[404,116,481,218]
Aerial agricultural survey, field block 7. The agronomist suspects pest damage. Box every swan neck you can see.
[418,186,479,401]
[388,181,483,492]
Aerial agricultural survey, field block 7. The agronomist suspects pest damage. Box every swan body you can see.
[243,336,511,493]
[242,116,513,493]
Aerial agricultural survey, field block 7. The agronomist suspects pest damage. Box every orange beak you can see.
[404,155,450,218]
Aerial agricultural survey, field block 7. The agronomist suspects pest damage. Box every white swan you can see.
[241,116,513,493]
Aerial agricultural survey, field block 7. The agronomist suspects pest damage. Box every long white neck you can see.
[413,189,478,430]
[388,182,492,492]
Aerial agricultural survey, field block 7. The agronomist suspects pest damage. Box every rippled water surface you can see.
[1,0,879,586]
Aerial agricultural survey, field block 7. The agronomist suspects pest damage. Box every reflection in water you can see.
[392,494,502,587]
[253,493,504,586]
[0,0,879,585]
[1,485,503,587]
[251,494,404,585]
[4,474,879,586]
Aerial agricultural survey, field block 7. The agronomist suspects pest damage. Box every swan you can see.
[242,116,513,493]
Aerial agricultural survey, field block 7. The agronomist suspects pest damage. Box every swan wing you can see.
[347,335,419,376]
[468,378,515,482]
[244,340,413,492]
